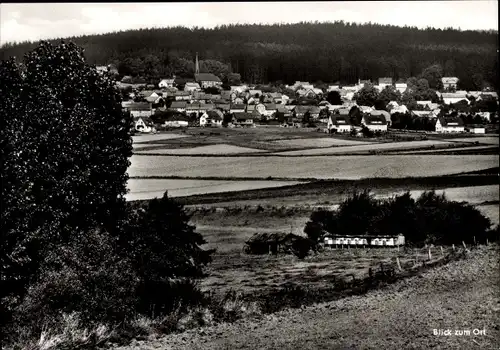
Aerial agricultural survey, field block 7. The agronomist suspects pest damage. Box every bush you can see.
[10,229,138,335]
[306,190,492,246]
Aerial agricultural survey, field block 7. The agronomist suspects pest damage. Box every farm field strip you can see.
[272,140,458,155]
[394,145,497,154]
[445,136,499,145]
[271,137,378,148]
[125,179,304,201]
[128,155,499,179]
[135,144,266,155]
[132,133,191,143]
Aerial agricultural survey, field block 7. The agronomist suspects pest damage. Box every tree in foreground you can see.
[122,192,214,316]
[1,41,133,313]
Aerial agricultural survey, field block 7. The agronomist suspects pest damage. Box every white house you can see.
[441,92,469,105]
[435,117,465,133]
[328,85,340,92]
[362,115,388,132]
[133,117,156,133]
[466,125,486,134]
[378,77,393,90]
[395,83,407,94]
[184,82,202,92]
[323,234,405,247]
[201,110,224,127]
[327,115,352,133]
[442,77,459,90]
[159,77,175,89]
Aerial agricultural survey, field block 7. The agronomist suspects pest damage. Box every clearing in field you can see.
[125,179,303,201]
[128,154,499,179]
[271,137,376,148]
[135,144,266,155]
[273,139,456,155]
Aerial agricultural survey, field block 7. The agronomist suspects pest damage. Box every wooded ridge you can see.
[1,22,498,89]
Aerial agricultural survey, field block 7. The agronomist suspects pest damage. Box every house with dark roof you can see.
[230,104,246,114]
[194,73,222,89]
[163,114,190,128]
[169,101,187,112]
[232,112,255,127]
[184,82,202,92]
[327,115,352,133]
[369,110,392,126]
[200,109,224,127]
[124,102,152,118]
[435,117,464,133]
[378,77,393,89]
[361,115,388,132]
[173,91,192,101]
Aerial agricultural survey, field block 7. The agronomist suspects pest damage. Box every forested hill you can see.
[1,22,498,89]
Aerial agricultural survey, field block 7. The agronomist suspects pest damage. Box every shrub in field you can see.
[121,191,214,317]
[305,190,492,245]
[1,41,133,317]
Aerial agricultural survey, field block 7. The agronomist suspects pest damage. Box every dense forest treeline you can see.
[1,21,498,89]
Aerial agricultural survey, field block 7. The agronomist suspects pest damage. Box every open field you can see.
[442,136,499,145]
[128,155,499,179]
[132,128,334,152]
[394,145,498,154]
[132,133,191,143]
[125,179,303,201]
[271,137,375,148]
[136,144,266,155]
[186,184,499,226]
[273,139,460,155]
[199,246,463,298]
[119,245,500,350]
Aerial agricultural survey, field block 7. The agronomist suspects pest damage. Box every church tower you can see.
[195,52,200,75]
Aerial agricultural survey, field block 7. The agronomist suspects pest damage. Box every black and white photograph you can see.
[1,1,499,349]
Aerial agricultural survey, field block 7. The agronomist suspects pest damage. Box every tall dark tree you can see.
[1,41,133,308]
[326,90,342,105]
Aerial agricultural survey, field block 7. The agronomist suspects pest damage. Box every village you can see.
[107,57,499,137]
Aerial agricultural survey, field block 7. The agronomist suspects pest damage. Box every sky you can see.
[1,1,498,45]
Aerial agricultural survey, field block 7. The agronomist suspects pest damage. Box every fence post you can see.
[428,248,432,261]
[396,257,402,271]
[486,238,489,246]
[440,246,444,257]
[473,236,476,246]
[452,244,455,251]
[462,241,467,251]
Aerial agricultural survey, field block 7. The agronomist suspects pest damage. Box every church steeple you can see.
[195,52,199,75]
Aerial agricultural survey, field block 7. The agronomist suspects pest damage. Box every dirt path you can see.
[115,246,500,350]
